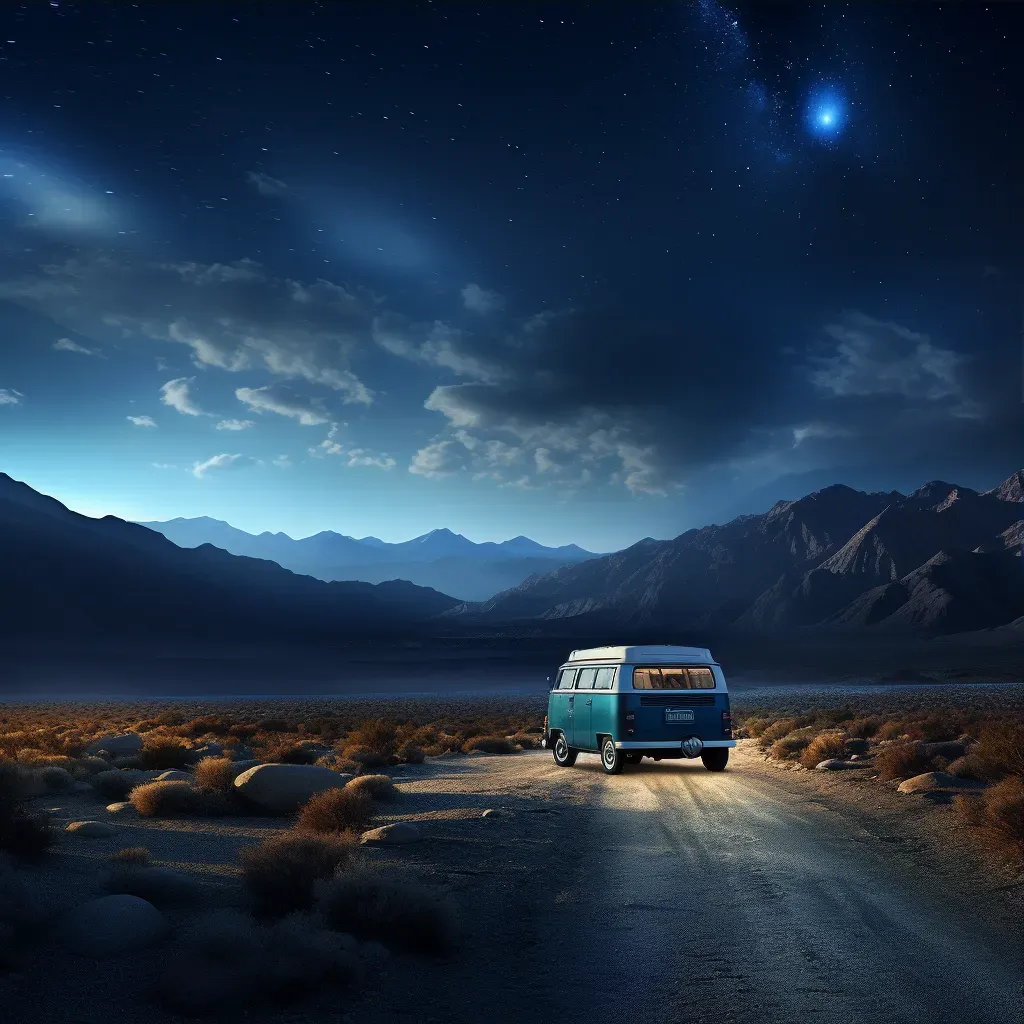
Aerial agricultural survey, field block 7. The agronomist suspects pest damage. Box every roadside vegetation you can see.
[735,708,1024,861]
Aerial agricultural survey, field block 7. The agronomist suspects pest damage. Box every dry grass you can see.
[136,734,193,770]
[296,788,375,835]
[129,780,232,818]
[344,774,398,803]
[875,743,931,782]
[193,756,237,792]
[462,735,516,755]
[799,732,848,769]
[318,866,457,955]
[109,846,151,865]
[240,832,358,916]
[956,777,1024,858]
[971,722,1024,781]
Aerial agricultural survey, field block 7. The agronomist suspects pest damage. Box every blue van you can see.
[542,645,735,774]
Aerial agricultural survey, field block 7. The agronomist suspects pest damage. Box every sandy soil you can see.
[5,742,1022,1024]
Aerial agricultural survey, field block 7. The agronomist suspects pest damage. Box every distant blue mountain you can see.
[137,518,599,601]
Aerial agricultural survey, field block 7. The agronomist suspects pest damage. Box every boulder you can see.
[85,733,143,757]
[228,745,254,762]
[360,822,422,845]
[919,741,967,762]
[232,763,349,814]
[65,820,116,838]
[897,772,986,794]
[105,801,135,816]
[189,742,224,762]
[815,759,853,771]
[154,770,192,783]
[80,756,113,774]
[57,895,169,958]
[228,759,262,778]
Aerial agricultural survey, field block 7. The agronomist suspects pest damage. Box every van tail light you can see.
[722,711,733,738]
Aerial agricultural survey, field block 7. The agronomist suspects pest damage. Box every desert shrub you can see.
[256,718,294,733]
[875,720,909,742]
[296,788,374,835]
[462,735,516,755]
[194,756,237,793]
[906,713,968,743]
[261,741,319,766]
[843,737,871,755]
[78,755,112,775]
[738,716,770,739]
[947,753,988,781]
[758,718,801,750]
[845,717,882,739]
[137,735,192,771]
[130,780,231,818]
[0,764,54,862]
[342,745,389,770]
[397,740,426,764]
[971,722,1024,781]
[109,846,150,865]
[106,863,203,906]
[318,867,457,954]
[875,742,930,781]
[345,774,397,803]
[14,750,73,769]
[511,733,539,750]
[240,832,357,917]
[956,777,1024,857]
[799,733,848,769]
[176,715,235,739]
[38,766,74,791]
[347,719,398,761]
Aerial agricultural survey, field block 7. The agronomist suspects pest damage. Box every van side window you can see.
[556,669,576,689]
[686,667,716,689]
[593,667,615,690]
[575,667,597,689]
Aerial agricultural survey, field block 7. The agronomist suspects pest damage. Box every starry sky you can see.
[0,1,1021,551]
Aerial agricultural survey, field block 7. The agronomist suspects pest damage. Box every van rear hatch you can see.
[623,666,731,741]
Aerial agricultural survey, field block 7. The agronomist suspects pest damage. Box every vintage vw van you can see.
[542,645,735,774]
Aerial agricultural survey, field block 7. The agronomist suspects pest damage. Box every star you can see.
[806,85,847,142]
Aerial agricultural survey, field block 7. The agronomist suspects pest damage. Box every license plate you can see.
[665,709,695,723]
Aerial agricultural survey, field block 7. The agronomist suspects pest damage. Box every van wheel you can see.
[552,733,577,767]
[624,753,643,764]
[701,748,729,772]
[601,737,624,775]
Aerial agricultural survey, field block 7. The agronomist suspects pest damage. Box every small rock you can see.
[66,820,117,837]
[106,801,135,816]
[481,808,499,817]
[360,822,422,845]
[154,769,191,783]
[85,733,144,757]
[57,895,169,958]
[815,759,869,771]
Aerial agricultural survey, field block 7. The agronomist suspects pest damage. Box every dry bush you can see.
[0,764,54,862]
[845,717,882,739]
[318,866,457,954]
[14,750,74,769]
[260,741,319,765]
[347,719,398,761]
[109,846,150,865]
[758,718,801,750]
[738,716,770,739]
[906,712,969,743]
[193,756,237,793]
[296,788,375,835]
[154,909,360,1015]
[130,780,231,818]
[799,733,848,769]
[345,774,397,803]
[947,753,988,781]
[240,832,358,917]
[106,863,203,906]
[397,740,426,764]
[875,720,909,742]
[137,734,193,771]
[38,766,74,790]
[342,745,389,770]
[971,722,1024,781]
[875,743,930,781]
[462,735,516,755]
[956,777,1024,858]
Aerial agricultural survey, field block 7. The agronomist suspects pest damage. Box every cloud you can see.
[151,462,177,469]
[246,171,291,197]
[236,383,329,425]
[0,389,23,405]
[461,283,504,314]
[192,453,255,478]
[271,455,293,469]
[372,314,507,383]
[345,448,397,470]
[0,256,375,406]
[409,439,469,478]
[54,336,102,356]
[127,415,157,427]
[160,377,206,416]
[216,418,255,431]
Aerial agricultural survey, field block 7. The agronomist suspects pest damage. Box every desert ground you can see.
[1,685,1022,1024]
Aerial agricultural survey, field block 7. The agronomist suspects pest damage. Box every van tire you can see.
[624,752,643,764]
[601,736,624,775]
[701,748,729,772]
[552,733,577,767]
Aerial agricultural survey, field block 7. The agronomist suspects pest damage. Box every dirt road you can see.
[356,746,1024,1024]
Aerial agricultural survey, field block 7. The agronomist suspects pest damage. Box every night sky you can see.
[1,1,1021,551]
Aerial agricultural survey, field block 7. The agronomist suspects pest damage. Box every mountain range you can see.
[138,517,596,601]
[449,470,1024,635]
[0,473,456,647]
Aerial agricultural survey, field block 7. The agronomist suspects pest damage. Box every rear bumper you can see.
[614,739,736,750]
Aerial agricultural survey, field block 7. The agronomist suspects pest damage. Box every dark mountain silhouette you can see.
[451,470,1024,634]
[139,518,596,601]
[0,474,457,646]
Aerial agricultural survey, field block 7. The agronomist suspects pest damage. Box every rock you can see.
[897,772,986,794]
[815,759,849,771]
[919,741,967,762]
[360,822,422,845]
[154,770,192,783]
[843,737,871,755]
[57,895,169,958]
[106,801,135,815]
[228,759,262,777]
[232,763,350,814]
[189,742,224,762]
[72,782,93,794]
[80,755,113,774]
[481,808,499,817]
[228,745,254,761]
[90,769,155,798]
[65,820,117,838]
[85,733,143,757]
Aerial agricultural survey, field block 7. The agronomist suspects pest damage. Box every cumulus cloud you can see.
[216,418,255,431]
[345,448,397,470]
[192,453,255,478]
[461,283,504,314]
[236,383,329,425]
[246,171,291,197]
[372,314,506,383]
[409,439,469,478]
[127,415,157,427]
[160,377,206,416]
[54,337,102,356]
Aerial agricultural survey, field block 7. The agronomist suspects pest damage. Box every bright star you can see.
[806,85,846,142]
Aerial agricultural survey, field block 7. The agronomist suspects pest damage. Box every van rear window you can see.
[632,666,716,690]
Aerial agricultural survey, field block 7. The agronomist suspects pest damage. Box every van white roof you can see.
[566,645,714,665]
